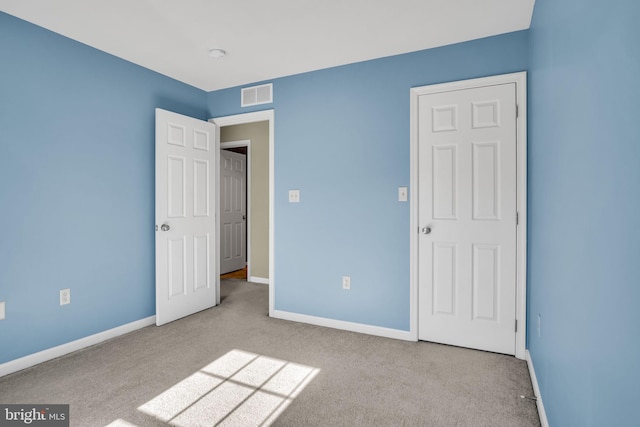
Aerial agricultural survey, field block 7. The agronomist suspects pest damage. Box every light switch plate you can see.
[0,301,5,320]
[398,186,408,202]
[288,189,300,203]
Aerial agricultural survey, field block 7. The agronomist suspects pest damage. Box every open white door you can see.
[220,150,247,274]
[155,108,217,326]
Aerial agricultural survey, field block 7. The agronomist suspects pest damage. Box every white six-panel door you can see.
[220,150,247,274]
[418,83,517,355]
[155,108,217,326]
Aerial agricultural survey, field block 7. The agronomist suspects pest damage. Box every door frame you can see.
[220,139,251,278]
[409,72,527,359]
[210,110,275,316]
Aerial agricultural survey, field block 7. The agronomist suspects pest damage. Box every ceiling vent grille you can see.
[241,83,273,107]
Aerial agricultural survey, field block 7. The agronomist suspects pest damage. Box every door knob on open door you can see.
[422,226,432,234]
[161,224,170,232]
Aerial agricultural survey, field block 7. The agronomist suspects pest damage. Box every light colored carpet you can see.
[0,280,540,426]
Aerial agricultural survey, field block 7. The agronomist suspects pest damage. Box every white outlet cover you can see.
[288,189,300,203]
[342,276,351,290]
[0,301,5,320]
[60,289,71,306]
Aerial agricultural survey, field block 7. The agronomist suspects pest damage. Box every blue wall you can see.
[3,1,639,423]
[208,31,529,330]
[527,0,640,425]
[0,12,207,363]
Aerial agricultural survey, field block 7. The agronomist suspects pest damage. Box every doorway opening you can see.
[210,110,274,316]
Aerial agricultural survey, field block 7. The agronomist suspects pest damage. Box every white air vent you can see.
[241,83,273,107]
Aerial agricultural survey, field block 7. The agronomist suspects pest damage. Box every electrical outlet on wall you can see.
[288,189,300,203]
[0,301,5,320]
[60,289,71,306]
[342,276,351,290]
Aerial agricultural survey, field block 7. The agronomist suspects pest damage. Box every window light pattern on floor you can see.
[105,420,139,427]
[137,349,320,427]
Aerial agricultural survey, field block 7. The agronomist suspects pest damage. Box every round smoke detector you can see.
[209,48,226,59]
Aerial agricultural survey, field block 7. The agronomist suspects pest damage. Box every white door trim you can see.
[210,110,275,316]
[220,140,251,276]
[410,72,527,359]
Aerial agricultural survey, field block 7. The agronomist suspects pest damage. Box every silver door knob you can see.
[161,224,170,231]
[422,226,431,234]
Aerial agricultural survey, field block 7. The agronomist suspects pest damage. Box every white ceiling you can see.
[0,0,535,91]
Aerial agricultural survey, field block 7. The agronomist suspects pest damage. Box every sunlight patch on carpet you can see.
[104,419,139,427]
[137,349,320,426]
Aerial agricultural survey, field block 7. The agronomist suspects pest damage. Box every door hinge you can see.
[516,211,519,225]
[516,104,519,118]
[515,319,518,333]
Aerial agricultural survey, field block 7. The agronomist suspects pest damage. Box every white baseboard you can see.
[525,349,549,427]
[0,316,156,378]
[272,309,415,341]
[248,276,269,285]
